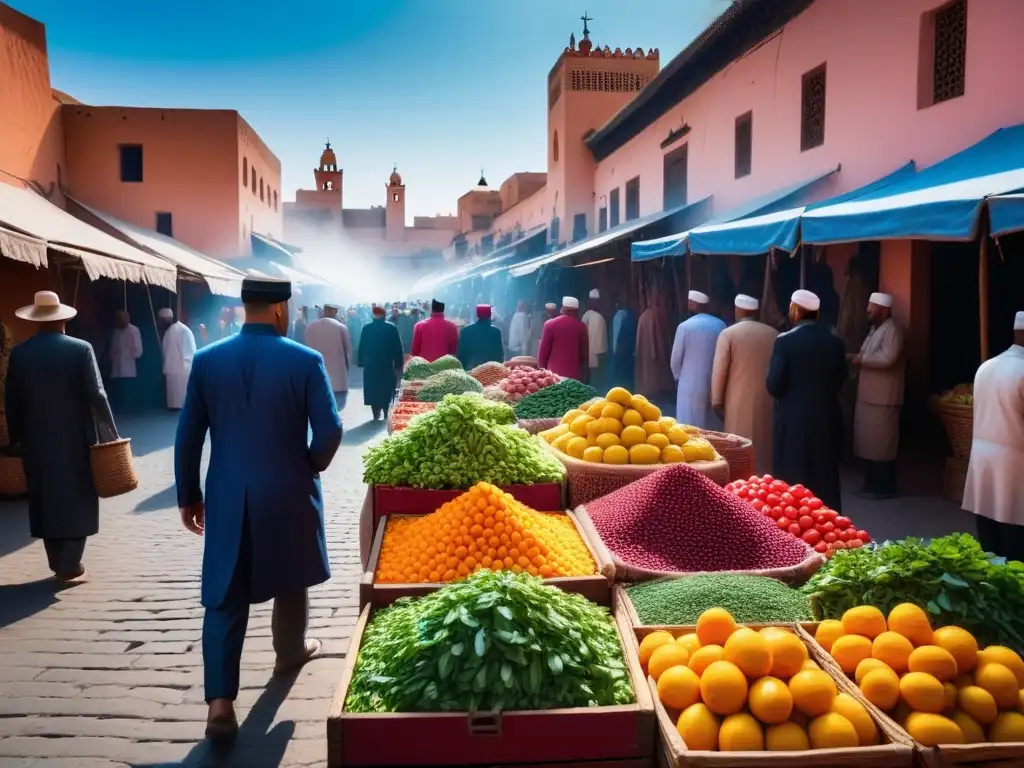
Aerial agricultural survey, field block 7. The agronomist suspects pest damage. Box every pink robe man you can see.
[538,296,590,381]
[411,299,459,362]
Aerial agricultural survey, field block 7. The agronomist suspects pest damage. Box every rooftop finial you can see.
[326,138,331,150]
[581,11,592,39]
[477,167,488,187]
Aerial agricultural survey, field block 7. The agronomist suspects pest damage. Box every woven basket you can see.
[941,455,970,505]
[90,439,139,498]
[932,398,973,458]
[0,452,27,497]
[506,356,537,369]
[700,429,755,483]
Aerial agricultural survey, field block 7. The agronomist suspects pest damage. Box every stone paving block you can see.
[0,640,130,655]
[78,685,186,703]
[35,667,200,688]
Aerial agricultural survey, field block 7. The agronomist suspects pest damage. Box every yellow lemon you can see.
[581,446,604,463]
[908,645,959,682]
[696,608,736,647]
[932,626,978,673]
[855,657,892,685]
[841,605,888,639]
[788,669,838,717]
[700,661,749,716]
[689,644,725,677]
[831,634,873,676]
[586,399,608,417]
[629,394,649,410]
[658,416,677,432]
[860,667,901,711]
[950,710,986,743]
[638,631,675,671]
[605,387,633,406]
[646,432,670,450]
[600,402,625,420]
[681,439,716,462]
[565,436,589,459]
[832,692,878,745]
[569,414,594,436]
[990,711,1024,743]
[595,432,621,449]
[551,433,574,453]
[975,662,1020,708]
[887,603,934,646]
[560,409,584,424]
[585,419,603,438]
[667,426,691,446]
[641,420,662,436]
[657,664,701,710]
[814,620,845,654]
[718,712,764,752]
[764,630,809,679]
[749,676,794,724]
[602,445,629,465]
[620,425,647,448]
[899,671,947,713]
[977,646,1024,687]
[629,443,661,465]
[597,417,623,436]
[872,631,915,674]
[808,712,859,749]
[765,721,809,751]
[724,629,773,679]
[638,402,662,422]
[905,712,965,746]
[661,445,686,463]
[676,702,720,751]
[649,643,691,681]
[621,408,644,427]
[943,682,959,713]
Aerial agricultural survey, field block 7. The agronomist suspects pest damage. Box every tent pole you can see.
[71,271,81,308]
[145,283,161,348]
[979,218,990,362]
[799,246,807,289]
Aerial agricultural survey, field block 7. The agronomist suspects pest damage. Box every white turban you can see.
[734,294,759,311]
[589,289,600,299]
[1015,311,1024,331]
[791,289,821,312]
[157,308,174,319]
[869,292,894,308]
[688,290,709,304]
[545,303,556,310]
[562,296,579,309]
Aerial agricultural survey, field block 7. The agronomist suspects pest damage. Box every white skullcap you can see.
[688,290,709,304]
[791,289,821,312]
[1015,311,1024,331]
[157,308,173,319]
[562,296,579,309]
[545,302,556,310]
[734,294,759,311]
[868,292,894,308]
[589,289,600,299]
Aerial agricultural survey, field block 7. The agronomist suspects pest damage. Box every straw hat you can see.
[15,291,77,323]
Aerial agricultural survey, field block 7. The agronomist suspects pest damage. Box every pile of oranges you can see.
[816,603,1024,746]
[639,608,877,752]
[375,482,595,584]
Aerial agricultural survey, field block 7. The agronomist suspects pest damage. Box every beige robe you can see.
[853,318,905,461]
[710,319,778,474]
[963,345,1024,525]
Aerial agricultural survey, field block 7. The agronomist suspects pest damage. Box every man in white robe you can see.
[108,310,143,413]
[159,308,196,410]
[304,303,353,411]
[963,311,1024,561]
[581,289,608,389]
[670,290,726,429]
[508,300,531,356]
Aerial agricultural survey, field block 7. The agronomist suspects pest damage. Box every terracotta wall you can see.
[0,259,58,344]
[238,114,283,250]
[0,3,65,200]
[491,185,549,238]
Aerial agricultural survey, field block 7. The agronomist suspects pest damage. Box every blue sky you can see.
[13,0,725,221]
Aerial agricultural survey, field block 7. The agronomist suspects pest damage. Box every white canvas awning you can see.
[0,225,48,268]
[73,200,246,297]
[0,182,176,290]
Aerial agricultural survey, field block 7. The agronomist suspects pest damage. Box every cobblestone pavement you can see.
[0,391,389,768]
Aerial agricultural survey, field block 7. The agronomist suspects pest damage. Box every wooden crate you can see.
[615,607,914,768]
[327,604,656,767]
[798,626,1024,768]
[360,511,613,609]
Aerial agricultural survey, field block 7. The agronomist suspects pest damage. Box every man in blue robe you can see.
[457,304,504,370]
[174,278,343,741]
[358,305,404,421]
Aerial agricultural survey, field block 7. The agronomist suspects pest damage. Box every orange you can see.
[841,606,887,639]
[990,711,1024,743]
[957,684,998,724]
[675,632,701,656]
[872,631,915,674]
[951,710,986,743]
[832,692,878,745]
[649,643,691,681]
[718,713,764,752]
[700,661,749,716]
[859,667,901,711]
[855,657,892,685]
[977,646,1024,687]
[788,669,838,717]
[688,644,725,677]
[723,629,773,678]
[764,630,809,679]
[932,626,978,673]
[908,645,959,682]
[886,603,934,646]
[676,702,720,751]
[603,445,629,465]
[748,676,794,724]
[814,620,845,653]
[831,634,873,676]
[638,631,674,671]
[974,662,1019,708]
[696,608,736,647]
[808,712,859,749]
[899,672,947,714]
[905,712,965,746]
[657,665,701,710]
[765,721,809,751]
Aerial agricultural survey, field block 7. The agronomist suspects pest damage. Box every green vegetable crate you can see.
[797,625,1024,768]
[327,603,656,767]
[360,512,614,610]
[613,589,915,768]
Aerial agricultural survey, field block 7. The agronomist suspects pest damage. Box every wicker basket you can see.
[700,429,755,482]
[90,439,139,498]
[932,398,973,458]
[941,455,970,505]
[0,452,27,498]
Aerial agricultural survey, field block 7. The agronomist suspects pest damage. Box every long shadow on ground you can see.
[0,577,82,629]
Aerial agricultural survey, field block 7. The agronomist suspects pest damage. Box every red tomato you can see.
[780,492,795,506]
[812,512,826,525]
[807,497,823,511]
[756,489,768,502]
[857,530,872,543]
[798,515,814,530]
[823,531,837,543]
[846,539,863,549]
[832,540,846,550]
[791,483,806,497]
[798,505,811,517]
[771,505,784,518]
[748,474,760,483]
[776,517,790,530]
[771,480,789,493]
[787,523,802,537]
[766,493,781,507]
[820,521,835,533]
[783,506,799,520]
[835,516,852,530]
[821,509,838,521]
[762,474,774,483]
[837,529,852,542]
[736,487,748,499]
[751,499,765,511]
[814,541,829,553]
[803,529,821,545]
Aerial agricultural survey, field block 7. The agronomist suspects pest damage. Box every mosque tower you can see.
[313,141,342,209]
[386,165,405,241]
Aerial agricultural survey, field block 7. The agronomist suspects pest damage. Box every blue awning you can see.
[802,125,1024,244]
[453,225,547,283]
[511,198,711,277]
[686,162,916,256]
[989,194,1024,238]
[631,166,839,261]
[251,232,296,261]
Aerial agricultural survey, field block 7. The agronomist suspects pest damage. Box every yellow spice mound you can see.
[376,482,596,583]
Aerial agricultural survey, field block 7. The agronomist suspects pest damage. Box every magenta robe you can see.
[411,314,459,362]
[538,314,589,380]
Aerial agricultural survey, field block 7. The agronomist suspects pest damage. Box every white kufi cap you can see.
[589,289,600,299]
[688,290,709,304]
[869,292,894,308]
[734,294,759,311]
[158,308,174,319]
[545,303,556,310]
[1015,311,1024,331]
[562,296,579,309]
[791,289,821,312]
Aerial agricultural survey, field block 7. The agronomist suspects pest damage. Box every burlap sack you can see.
[574,505,825,586]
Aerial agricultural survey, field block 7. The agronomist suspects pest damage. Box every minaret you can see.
[313,140,343,208]
[386,165,405,241]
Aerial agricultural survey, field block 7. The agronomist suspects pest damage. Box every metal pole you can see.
[979,217,990,362]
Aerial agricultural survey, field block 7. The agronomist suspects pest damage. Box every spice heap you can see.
[513,379,597,420]
[726,475,870,558]
[362,394,565,489]
[468,361,511,386]
[585,464,812,573]
[627,575,812,626]
[417,370,485,402]
[498,367,561,402]
[482,384,511,402]
[802,533,1024,649]
[376,482,595,583]
[388,401,436,433]
[814,603,1024,745]
[541,387,713,465]
[644,608,876,751]
[346,570,634,713]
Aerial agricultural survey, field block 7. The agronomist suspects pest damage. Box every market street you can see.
[0,390,979,767]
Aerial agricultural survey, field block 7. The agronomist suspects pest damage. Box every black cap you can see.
[241,278,291,304]
[431,299,445,313]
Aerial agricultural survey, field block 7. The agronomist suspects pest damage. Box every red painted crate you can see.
[327,605,655,767]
